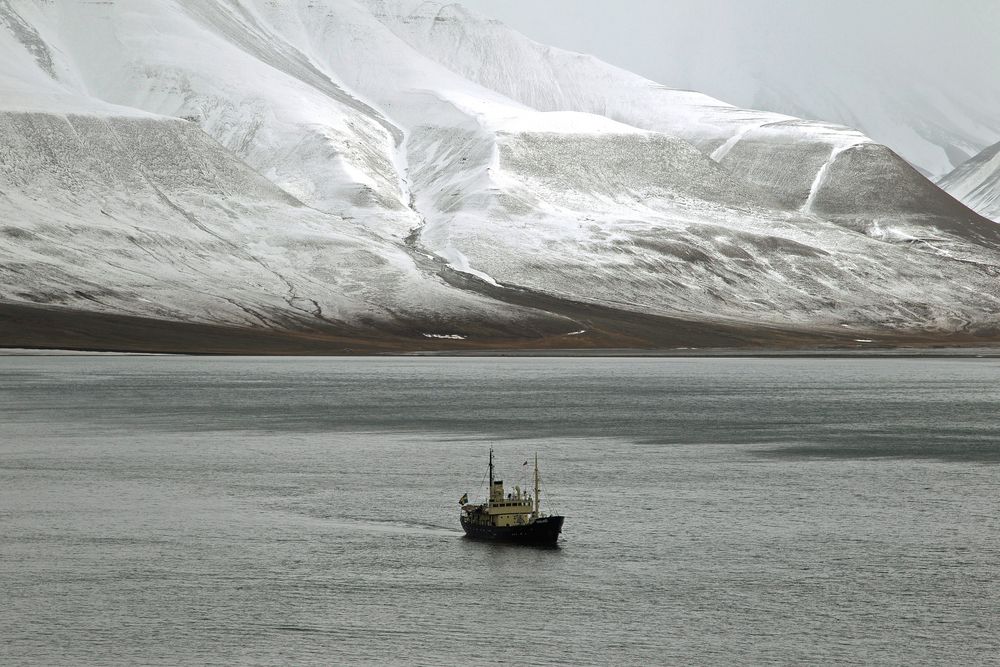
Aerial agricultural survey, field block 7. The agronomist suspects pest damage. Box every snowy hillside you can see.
[0,111,567,337]
[939,142,1000,223]
[461,0,1000,179]
[1,0,999,351]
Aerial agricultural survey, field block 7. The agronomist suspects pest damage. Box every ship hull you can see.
[461,515,564,546]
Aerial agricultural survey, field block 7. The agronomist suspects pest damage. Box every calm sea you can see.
[1,356,998,665]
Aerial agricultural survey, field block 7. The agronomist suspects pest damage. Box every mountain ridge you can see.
[939,140,1000,224]
[458,0,1000,179]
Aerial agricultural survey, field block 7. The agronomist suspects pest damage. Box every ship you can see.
[459,449,564,546]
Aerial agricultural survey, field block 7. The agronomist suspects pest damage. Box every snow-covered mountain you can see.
[1,0,998,351]
[461,0,1000,180]
[939,141,1000,224]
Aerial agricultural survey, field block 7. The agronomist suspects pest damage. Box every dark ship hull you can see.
[461,515,564,546]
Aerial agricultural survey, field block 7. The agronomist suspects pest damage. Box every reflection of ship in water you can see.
[459,449,564,546]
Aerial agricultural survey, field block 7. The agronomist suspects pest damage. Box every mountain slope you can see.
[0,110,575,340]
[339,0,1000,330]
[368,2,993,236]
[1,0,999,351]
[939,141,1000,223]
[459,0,1000,179]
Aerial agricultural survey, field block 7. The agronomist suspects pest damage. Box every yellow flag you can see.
[459,493,468,505]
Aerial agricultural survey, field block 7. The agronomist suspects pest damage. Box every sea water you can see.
[1,356,998,665]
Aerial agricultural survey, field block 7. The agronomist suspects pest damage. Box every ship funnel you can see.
[490,479,504,503]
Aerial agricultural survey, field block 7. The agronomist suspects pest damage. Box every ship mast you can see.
[533,452,540,517]
[488,447,494,490]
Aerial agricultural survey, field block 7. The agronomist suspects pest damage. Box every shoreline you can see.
[3,346,999,359]
[3,300,998,358]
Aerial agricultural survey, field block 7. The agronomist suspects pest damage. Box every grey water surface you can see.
[1,356,998,665]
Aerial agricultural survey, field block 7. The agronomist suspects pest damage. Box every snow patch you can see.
[710,123,761,162]
[438,245,501,287]
[801,143,861,213]
[422,333,467,340]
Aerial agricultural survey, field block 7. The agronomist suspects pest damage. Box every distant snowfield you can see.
[459,0,1000,180]
[940,141,1000,223]
[1,0,999,350]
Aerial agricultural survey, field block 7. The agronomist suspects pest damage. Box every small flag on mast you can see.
[522,460,529,466]
[459,493,468,505]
